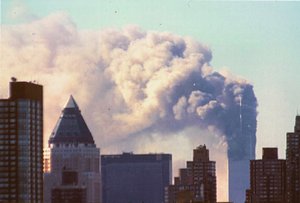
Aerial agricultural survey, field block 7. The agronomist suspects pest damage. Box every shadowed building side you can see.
[51,169,87,203]
[101,152,172,203]
[286,116,300,203]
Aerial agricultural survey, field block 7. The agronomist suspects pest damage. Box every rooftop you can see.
[48,95,95,145]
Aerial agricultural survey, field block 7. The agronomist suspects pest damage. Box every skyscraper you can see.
[101,152,172,203]
[0,79,43,203]
[165,145,216,203]
[228,94,256,203]
[286,116,300,203]
[44,96,101,203]
[245,148,286,203]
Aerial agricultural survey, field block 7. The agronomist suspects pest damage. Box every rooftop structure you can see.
[48,95,95,145]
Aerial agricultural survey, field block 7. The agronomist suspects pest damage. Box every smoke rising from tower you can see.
[1,13,257,201]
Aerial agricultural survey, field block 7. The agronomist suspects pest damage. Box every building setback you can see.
[286,116,300,203]
[165,145,216,203]
[51,169,87,203]
[0,79,43,203]
[245,148,286,203]
[44,96,101,203]
[101,152,172,203]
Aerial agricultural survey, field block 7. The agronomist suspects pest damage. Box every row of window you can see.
[0,130,16,134]
[0,101,15,106]
[0,107,15,112]
[0,124,15,128]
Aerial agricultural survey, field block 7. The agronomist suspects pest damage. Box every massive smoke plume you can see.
[0,13,257,200]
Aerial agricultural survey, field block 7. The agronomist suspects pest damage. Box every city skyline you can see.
[1,1,300,202]
[0,80,299,203]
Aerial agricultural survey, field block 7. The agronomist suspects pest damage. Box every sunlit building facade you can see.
[0,80,43,203]
[246,148,286,203]
[44,96,101,203]
[165,145,216,203]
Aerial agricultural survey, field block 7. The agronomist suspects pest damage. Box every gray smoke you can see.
[0,13,257,161]
[128,65,257,160]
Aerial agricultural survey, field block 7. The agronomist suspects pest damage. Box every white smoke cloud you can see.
[0,13,257,201]
[1,12,212,143]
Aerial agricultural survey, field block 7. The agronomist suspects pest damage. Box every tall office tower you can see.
[44,96,101,203]
[286,115,300,203]
[165,145,216,203]
[101,152,172,203]
[0,79,43,203]
[245,148,286,203]
[228,95,256,203]
[51,169,87,203]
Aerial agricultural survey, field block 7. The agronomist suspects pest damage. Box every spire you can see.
[49,96,95,145]
[64,95,79,109]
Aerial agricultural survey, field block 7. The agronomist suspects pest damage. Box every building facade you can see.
[44,96,101,203]
[43,148,51,173]
[101,152,172,203]
[51,170,87,203]
[0,79,43,203]
[165,145,216,203]
[246,148,286,203]
[286,116,300,203]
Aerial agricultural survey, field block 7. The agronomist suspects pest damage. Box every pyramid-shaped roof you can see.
[49,95,95,145]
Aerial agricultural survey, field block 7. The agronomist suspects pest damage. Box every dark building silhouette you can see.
[0,79,43,203]
[245,148,286,203]
[44,96,101,203]
[165,145,216,203]
[101,152,172,203]
[286,116,300,203]
[51,169,86,203]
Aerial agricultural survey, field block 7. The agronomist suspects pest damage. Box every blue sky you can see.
[2,0,300,158]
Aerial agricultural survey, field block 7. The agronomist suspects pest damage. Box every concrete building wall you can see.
[44,146,101,203]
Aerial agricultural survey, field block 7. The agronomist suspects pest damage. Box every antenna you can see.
[239,95,242,131]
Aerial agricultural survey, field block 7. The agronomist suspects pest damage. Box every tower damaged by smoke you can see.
[168,63,257,203]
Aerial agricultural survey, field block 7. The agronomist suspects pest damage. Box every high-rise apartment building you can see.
[44,96,101,203]
[165,145,216,203]
[101,152,172,203]
[286,116,300,203]
[0,79,43,203]
[245,148,286,203]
